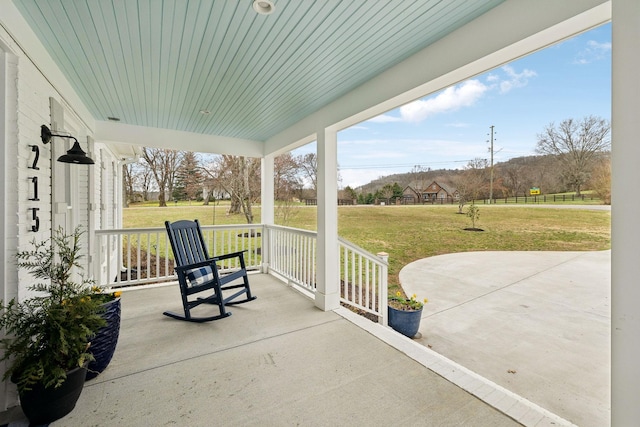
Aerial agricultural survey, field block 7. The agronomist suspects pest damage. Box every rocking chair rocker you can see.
[163,219,256,322]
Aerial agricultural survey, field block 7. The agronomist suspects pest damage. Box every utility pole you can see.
[488,126,495,204]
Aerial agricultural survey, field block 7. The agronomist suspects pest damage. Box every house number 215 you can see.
[28,145,40,232]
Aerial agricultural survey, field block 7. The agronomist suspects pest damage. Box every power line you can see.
[340,159,474,170]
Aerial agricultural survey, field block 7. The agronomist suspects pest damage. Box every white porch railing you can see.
[338,237,388,324]
[94,224,264,287]
[94,224,388,323]
[263,224,317,293]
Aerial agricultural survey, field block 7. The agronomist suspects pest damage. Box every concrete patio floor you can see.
[400,250,611,427]
[2,271,587,426]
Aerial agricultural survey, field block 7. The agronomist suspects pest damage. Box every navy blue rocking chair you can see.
[164,219,256,322]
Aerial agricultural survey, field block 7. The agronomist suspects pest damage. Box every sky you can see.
[292,23,611,189]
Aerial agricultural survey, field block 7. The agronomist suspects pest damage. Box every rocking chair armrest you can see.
[212,250,247,261]
[174,258,217,273]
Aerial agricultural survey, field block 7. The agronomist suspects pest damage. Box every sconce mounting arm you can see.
[40,125,94,165]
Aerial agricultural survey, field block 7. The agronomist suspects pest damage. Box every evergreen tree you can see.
[173,152,203,201]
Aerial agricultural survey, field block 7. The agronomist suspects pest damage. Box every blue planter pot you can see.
[87,297,121,380]
[388,305,422,338]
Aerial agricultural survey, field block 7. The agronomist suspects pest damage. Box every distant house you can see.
[402,181,458,204]
[402,186,421,204]
[421,181,459,203]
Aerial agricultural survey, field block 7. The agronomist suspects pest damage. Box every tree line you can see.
[124,115,611,224]
[356,116,611,207]
[124,151,318,223]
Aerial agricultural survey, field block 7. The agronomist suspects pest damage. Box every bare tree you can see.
[123,163,136,207]
[380,183,395,205]
[296,153,317,195]
[499,163,525,197]
[197,155,224,205]
[588,156,611,205]
[273,153,303,225]
[409,164,431,190]
[453,158,489,213]
[123,161,153,204]
[496,155,565,196]
[214,155,261,223]
[274,152,302,201]
[138,162,154,201]
[536,115,611,196]
[141,148,182,207]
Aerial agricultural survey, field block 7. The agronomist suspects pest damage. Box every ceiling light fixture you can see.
[253,0,275,15]
[41,125,95,165]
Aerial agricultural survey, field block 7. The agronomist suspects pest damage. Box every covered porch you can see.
[0,0,638,424]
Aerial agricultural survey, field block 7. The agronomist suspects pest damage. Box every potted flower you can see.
[0,226,106,425]
[86,287,122,380]
[388,291,428,338]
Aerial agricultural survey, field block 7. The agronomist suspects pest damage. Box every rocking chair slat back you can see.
[166,219,209,266]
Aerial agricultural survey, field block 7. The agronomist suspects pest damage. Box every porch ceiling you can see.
[12,0,504,143]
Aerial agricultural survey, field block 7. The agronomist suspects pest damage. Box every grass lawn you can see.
[124,203,610,291]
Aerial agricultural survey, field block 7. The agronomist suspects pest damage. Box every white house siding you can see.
[8,41,54,307]
[0,21,124,412]
[95,147,122,284]
[1,20,59,411]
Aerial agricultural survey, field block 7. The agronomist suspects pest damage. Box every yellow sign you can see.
[529,187,541,195]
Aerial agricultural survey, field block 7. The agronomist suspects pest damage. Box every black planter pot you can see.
[18,363,88,425]
[87,297,121,380]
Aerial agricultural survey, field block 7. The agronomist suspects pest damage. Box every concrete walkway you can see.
[2,274,520,427]
[400,250,611,427]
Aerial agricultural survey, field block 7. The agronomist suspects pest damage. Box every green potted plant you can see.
[388,291,428,338]
[0,226,106,425]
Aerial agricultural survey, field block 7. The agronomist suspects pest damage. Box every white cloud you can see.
[574,40,611,64]
[362,66,535,126]
[399,80,488,122]
[499,65,537,94]
[588,40,612,52]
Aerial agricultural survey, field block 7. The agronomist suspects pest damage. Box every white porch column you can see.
[261,155,275,273]
[316,128,340,311]
[0,44,20,412]
[261,154,275,225]
[611,0,640,424]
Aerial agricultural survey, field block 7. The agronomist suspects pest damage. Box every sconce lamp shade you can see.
[40,125,94,165]
[57,141,95,164]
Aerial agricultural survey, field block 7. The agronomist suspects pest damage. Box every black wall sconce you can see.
[40,125,94,165]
